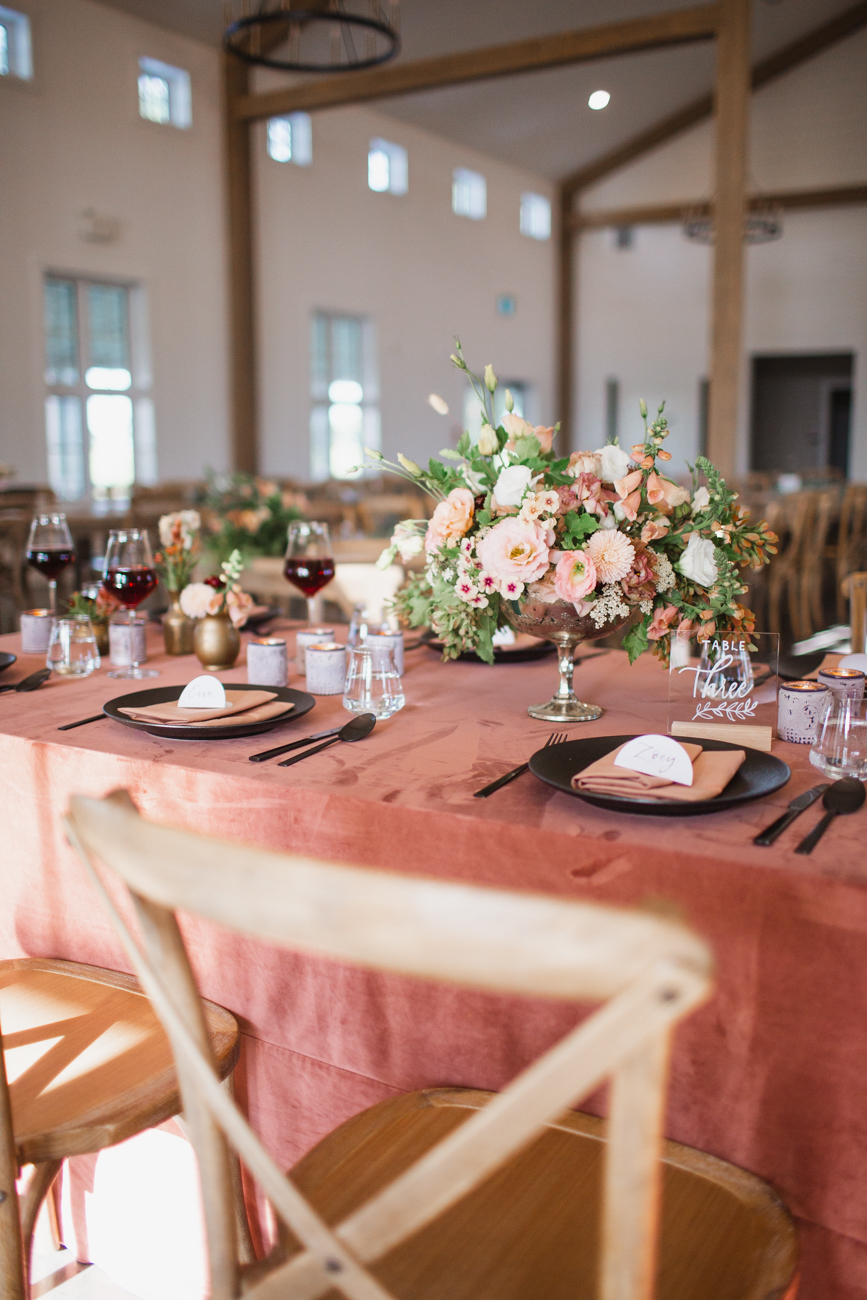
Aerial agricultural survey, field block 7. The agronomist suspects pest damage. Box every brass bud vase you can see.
[163,593,195,655]
[93,621,110,657]
[194,612,240,671]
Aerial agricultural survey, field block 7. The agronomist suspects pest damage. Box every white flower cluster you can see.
[589,584,631,629]
[652,552,676,592]
[158,509,200,550]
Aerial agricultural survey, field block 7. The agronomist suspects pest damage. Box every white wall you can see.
[254,106,555,479]
[576,26,867,476]
[0,0,230,487]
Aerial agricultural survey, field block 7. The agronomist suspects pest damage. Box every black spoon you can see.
[0,668,51,695]
[278,713,376,767]
[795,778,866,855]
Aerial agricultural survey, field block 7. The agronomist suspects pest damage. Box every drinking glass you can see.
[810,695,867,779]
[284,522,335,626]
[102,528,159,679]
[26,514,75,614]
[342,644,404,719]
[696,637,754,701]
[46,615,100,677]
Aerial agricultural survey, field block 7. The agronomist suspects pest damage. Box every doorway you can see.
[750,354,854,476]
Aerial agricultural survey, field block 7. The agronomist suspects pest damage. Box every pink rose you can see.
[647,604,678,641]
[554,549,597,603]
[424,488,475,554]
[476,517,550,589]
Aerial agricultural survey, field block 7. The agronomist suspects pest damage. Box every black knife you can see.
[753,784,830,846]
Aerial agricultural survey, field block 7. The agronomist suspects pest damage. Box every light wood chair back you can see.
[64,790,712,1300]
[836,487,867,622]
[842,571,867,654]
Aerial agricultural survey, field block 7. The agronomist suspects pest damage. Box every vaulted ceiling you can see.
[97,0,861,180]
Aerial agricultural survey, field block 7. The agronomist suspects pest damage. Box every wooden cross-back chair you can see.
[62,791,798,1300]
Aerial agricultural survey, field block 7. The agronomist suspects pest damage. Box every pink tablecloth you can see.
[2,624,867,1299]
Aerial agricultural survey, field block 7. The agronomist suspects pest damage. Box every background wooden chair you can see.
[63,790,798,1300]
[0,956,242,1297]
[834,486,867,623]
[355,495,429,538]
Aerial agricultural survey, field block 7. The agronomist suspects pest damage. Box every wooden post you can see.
[708,0,751,477]
[223,52,258,475]
[557,184,575,454]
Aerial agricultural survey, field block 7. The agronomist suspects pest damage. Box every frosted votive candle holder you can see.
[305,642,346,695]
[109,617,148,668]
[295,627,334,674]
[20,609,53,655]
[777,680,830,744]
[817,667,866,702]
[247,637,288,688]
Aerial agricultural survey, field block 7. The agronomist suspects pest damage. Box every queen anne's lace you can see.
[589,584,630,628]
[652,552,676,592]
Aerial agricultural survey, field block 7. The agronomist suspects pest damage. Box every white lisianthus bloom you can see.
[477,423,498,456]
[391,521,424,562]
[493,464,534,507]
[594,442,631,484]
[677,532,719,587]
[598,511,618,530]
[691,486,711,513]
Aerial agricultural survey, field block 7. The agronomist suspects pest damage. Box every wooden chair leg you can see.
[18,1160,62,1291]
[47,1172,63,1252]
[176,1077,257,1268]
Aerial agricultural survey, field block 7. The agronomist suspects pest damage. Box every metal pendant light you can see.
[223,0,400,74]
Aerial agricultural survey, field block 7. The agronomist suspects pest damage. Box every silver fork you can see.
[473,732,568,798]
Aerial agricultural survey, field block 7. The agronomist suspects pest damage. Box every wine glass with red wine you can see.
[26,514,75,614]
[284,521,335,626]
[102,528,159,679]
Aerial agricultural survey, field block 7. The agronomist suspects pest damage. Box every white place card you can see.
[613,734,694,786]
[178,675,227,709]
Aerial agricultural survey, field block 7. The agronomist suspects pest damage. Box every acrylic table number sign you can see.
[667,632,780,752]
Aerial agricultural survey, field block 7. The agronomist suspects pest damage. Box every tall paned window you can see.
[310,314,380,481]
[43,278,156,503]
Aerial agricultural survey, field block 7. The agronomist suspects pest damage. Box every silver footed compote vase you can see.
[501,594,630,723]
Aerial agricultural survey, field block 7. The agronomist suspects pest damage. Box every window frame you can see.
[452,168,487,220]
[267,112,312,165]
[309,311,380,482]
[42,274,156,505]
[367,138,408,195]
[137,56,192,130]
[520,192,552,241]
[0,5,32,81]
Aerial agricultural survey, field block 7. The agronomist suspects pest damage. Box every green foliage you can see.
[622,615,650,664]
[196,471,305,564]
[560,511,600,549]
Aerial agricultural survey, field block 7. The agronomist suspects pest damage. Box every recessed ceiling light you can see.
[588,90,611,111]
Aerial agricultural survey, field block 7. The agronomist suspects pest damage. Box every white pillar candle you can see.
[109,617,148,667]
[295,627,335,674]
[305,643,346,695]
[20,609,54,655]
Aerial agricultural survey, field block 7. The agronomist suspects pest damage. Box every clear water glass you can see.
[810,695,867,779]
[47,615,101,677]
[343,644,404,719]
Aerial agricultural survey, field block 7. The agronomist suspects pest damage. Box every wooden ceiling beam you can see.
[232,4,721,122]
[572,184,867,229]
[561,0,867,197]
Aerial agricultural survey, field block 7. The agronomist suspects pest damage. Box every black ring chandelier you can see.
[223,1,401,74]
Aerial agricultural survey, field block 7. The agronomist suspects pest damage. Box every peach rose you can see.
[502,413,556,454]
[647,604,678,641]
[476,517,550,589]
[424,487,475,554]
[554,549,597,603]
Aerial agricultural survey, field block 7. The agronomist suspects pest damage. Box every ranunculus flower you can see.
[493,464,535,508]
[647,604,678,641]
[424,488,475,554]
[586,529,635,583]
[677,532,719,586]
[476,517,550,589]
[554,549,597,603]
[692,486,711,513]
[656,478,691,515]
[180,582,221,619]
[595,442,631,483]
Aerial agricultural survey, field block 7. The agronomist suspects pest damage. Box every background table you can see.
[1,625,866,1300]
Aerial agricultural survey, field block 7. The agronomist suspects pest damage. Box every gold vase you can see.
[194,612,240,671]
[93,621,110,656]
[163,593,195,655]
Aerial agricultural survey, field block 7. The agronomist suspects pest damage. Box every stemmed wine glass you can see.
[284,521,335,626]
[26,514,75,614]
[102,528,159,679]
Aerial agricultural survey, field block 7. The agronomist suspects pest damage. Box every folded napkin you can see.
[119,689,284,725]
[572,740,746,803]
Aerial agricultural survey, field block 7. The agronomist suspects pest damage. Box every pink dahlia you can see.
[586,529,635,583]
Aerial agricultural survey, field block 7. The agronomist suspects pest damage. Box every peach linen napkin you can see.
[118,689,293,726]
[572,740,746,803]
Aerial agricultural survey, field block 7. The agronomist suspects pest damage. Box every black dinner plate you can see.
[530,733,790,817]
[421,631,556,664]
[104,683,315,740]
[0,652,16,674]
[778,650,825,681]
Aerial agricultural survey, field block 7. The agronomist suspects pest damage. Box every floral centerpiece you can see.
[67,588,122,655]
[196,471,306,564]
[180,550,254,671]
[371,344,776,719]
[154,509,201,655]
